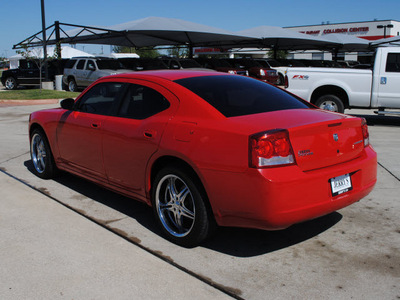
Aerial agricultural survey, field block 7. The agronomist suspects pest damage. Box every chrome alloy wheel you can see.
[5,77,16,90]
[31,133,47,174]
[319,100,338,112]
[155,174,195,237]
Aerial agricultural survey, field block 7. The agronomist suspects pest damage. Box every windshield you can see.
[180,59,202,68]
[175,75,313,117]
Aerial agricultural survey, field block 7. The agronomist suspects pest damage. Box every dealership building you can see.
[198,20,400,63]
[284,20,400,62]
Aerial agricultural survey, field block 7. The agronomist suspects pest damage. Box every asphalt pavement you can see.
[0,101,399,300]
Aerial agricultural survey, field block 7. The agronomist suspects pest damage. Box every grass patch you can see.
[0,89,80,100]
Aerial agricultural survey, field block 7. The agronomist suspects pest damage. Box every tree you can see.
[112,46,160,58]
[267,49,288,60]
[167,46,190,58]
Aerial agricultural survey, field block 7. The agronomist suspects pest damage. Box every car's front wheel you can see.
[5,77,17,90]
[30,129,57,179]
[152,166,214,247]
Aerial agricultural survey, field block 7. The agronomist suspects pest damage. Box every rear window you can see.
[175,75,313,117]
[65,59,77,69]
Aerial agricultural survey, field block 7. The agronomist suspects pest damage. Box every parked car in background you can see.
[161,57,210,70]
[195,58,248,76]
[119,58,169,71]
[62,57,131,92]
[1,59,68,90]
[225,58,279,84]
[255,58,287,85]
[29,70,377,246]
[0,60,10,70]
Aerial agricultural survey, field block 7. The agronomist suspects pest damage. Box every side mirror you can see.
[60,98,75,110]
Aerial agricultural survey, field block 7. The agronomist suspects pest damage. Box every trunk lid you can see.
[231,108,365,171]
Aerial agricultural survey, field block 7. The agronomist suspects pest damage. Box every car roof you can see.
[105,70,224,81]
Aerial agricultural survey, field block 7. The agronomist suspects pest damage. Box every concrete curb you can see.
[0,99,60,107]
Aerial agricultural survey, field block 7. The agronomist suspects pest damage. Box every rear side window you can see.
[76,60,85,70]
[65,59,77,69]
[385,53,400,72]
[117,84,170,119]
[175,75,312,117]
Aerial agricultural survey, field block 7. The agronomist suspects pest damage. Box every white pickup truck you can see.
[285,46,400,115]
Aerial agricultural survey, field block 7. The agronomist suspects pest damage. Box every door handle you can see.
[91,123,100,128]
[144,130,156,138]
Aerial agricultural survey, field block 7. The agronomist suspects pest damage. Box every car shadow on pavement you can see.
[349,113,400,127]
[25,160,342,257]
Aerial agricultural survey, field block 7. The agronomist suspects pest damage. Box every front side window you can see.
[117,84,170,119]
[86,60,96,70]
[75,82,124,115]
[385,53,400,72]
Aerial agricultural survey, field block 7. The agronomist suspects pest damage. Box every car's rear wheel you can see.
[152,166,213,247]
[5,77,17,90]
[68,78,78,92]
[315,94,345,114]
[30,129,57,179]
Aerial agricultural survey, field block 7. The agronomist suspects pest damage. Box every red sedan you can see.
[29,70,377,247]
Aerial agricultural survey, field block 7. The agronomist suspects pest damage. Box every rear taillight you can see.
[250,129,296,168]
[361,118,369,147]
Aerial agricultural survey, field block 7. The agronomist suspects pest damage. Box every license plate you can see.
[330,174,352,196]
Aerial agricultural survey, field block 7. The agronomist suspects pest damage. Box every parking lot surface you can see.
[0,103,399,299]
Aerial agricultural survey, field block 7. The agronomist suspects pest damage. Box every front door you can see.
[377,52,400,108]
[56,81,125,179]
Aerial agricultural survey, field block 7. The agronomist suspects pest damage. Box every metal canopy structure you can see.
[236,26,342,50]
[13,17,257,55]
[13,17,375,59]
[370,36,400,47]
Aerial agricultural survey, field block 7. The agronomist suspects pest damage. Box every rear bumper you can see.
[202,146,377,230]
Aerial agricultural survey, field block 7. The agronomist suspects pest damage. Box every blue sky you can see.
[1,0,400,57]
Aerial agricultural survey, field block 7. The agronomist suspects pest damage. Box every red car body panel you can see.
[29,70,377,230]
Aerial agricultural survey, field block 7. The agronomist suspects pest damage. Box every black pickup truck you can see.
[1,59,68,90]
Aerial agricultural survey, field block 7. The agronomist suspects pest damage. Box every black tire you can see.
[30,129,57,179]
[5,77,17,90]
[151,165,214,247]
[277,73,284,86]
[68,78,78,92]
[315,94,345,114]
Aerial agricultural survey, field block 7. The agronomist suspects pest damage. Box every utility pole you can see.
[41,0,48,80]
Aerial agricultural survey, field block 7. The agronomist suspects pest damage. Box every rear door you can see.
[102,80,177,195]
[56,81,125,180]
[74,59,86,86]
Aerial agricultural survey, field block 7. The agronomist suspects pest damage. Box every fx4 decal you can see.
[292,75,309,80]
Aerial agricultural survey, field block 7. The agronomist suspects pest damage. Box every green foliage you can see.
[167,46,189,58]
[0,89,80,100]
[112,46,160,58]
[267,49,288,60]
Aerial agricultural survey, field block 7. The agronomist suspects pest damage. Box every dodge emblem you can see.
[333,133,339,141]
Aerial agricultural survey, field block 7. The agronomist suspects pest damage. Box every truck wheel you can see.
[277,73,284,85]
[5,77,17,90]
[68,79,78,92]
[315,95,345,114]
